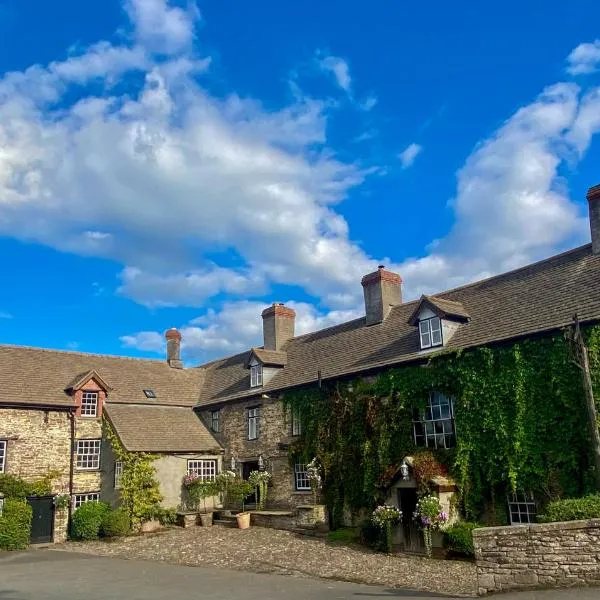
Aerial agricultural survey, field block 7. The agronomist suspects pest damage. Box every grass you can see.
[327,527,360,545]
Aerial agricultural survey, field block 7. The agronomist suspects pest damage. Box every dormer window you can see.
[250,364,263,387]
[419,317,442,349]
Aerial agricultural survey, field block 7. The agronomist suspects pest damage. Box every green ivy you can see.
[103,419,163,526]
[284,326,600,526]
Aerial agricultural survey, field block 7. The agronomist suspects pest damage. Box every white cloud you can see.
[120,330,164,352]
[361,95,378,111]
[319,55,351,92]
[398,143,422,169]
[566,40,600,75]
[0,310,12,319]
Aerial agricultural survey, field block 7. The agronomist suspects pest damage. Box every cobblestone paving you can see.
[61,526,477,596]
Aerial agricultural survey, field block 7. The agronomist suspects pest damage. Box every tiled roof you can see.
[407,295,470,325]
[104,404,222,453]
[196,244,600,407]
[0,346,204,408]
[248,348,288,366]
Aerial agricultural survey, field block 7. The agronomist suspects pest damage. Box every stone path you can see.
[60,526,477,596]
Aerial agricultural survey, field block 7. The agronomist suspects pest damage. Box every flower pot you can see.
[199,512,213,527]
[236,511,251,529]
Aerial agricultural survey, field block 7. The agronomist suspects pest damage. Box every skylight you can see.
[143,389,156,399]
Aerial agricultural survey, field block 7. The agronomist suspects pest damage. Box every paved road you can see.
[0,550,597,600]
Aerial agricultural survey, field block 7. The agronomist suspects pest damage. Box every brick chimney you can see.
[262,303,296,351]
[165,328,183,369]
[361,265,402,326]
[587,184,600,255]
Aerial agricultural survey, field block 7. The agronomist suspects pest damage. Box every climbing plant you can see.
[284,326,600,527]
[103,420,163,526]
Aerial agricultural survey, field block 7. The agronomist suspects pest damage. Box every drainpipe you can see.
[68,409,75,526]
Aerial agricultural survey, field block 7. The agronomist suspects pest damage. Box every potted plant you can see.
[306,458,322,506]
[248,470,271,510]
[229,479,254,529]
[215,470,237,511]
[413,494,449,557]
[197,480,217,526]
[372,505,402,554]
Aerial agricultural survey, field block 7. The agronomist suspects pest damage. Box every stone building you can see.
[2,185,600,545]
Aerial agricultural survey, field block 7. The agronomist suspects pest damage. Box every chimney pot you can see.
[361,267,402,326]
[165,328,183,368]
[261,303,296,351]
[587,184,600,255]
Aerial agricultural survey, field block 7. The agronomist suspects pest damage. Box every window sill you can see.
[292,490,312,495]
[75,468,101,472]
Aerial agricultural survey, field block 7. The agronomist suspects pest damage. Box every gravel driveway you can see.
[60,526,477,596]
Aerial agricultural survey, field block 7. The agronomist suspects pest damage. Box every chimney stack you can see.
[165,328,183,369]
[361,265,402,326]
[587,184,600,255]
[262,303,296,351]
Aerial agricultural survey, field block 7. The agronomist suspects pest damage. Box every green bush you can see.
[443,521,480,557]
[155,506,177,526]
[538,494,600,523]
[327,527,359,544]
[0,473,54,499]
[100,509,130,538]
[0,499,33,550]
[359,519,386,552]
[71,502,111,540]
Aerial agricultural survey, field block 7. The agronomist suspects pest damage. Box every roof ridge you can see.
[0,343,166,364]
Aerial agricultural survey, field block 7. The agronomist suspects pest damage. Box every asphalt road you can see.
[0,550,598,600]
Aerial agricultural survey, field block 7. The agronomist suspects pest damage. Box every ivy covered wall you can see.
[284,326,600,527]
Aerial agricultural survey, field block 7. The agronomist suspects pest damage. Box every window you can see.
[81,391,98,417]
[143,389,156,399]
[114,461,123,489]
[187,459,217,481]
[250,364,263,387]
[210,410,220,433]
[508,493,536,525]
[0,440,6,473]
[413,391,456,449]
[294,464,310,491]
[73,493,99,509]
[291,406,302,436]
[76,439,101,470]
[419,317,443,349]
[247,407,260,440]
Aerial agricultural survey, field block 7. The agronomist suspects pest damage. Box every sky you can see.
[0,0,600,364]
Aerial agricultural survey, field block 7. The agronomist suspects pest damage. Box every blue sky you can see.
[1,0,600,363]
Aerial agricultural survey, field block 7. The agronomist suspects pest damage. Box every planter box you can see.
[176,512,199,528]
[199,512,213,527]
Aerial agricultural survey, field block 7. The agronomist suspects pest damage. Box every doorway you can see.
[242,461,260,507]
[27,496,55,544]
[397,488,422,552]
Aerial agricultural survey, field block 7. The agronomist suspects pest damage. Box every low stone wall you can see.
[473,519,600,595]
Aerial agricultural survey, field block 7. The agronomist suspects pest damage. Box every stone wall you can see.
[473,519,600,595]
[199,397,301,508]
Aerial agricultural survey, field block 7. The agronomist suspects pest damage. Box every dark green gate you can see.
[27,496,55,543]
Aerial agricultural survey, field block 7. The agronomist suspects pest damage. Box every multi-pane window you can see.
[76,439,101,470]
[73,493,99,509]
[294,464,310,490]
[210,410,220,433]
[413,392,456,449]
[291,406,302,436]
[81,391,99,417]
[0,440,6,473]
[508,493,536,525]
[247,407,260,440]
[114,461,123,489]
[250,364,263,387]
[419,317,443,349]
[187,459,217,481]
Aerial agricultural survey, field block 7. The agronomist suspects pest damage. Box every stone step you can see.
[288,526,328,538]
[213,519,236,528]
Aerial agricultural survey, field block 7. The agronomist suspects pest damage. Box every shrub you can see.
[327,527,359,544]
[538,494,600,523]
[0,473,54,499]
[100,509,130,538]
[155,507,177,526]
[443,521,480,557]
[0,499,33,550]
[359,519,386,552]
[71,502,111,540]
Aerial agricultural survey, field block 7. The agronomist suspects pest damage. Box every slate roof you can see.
[104,404,221,453]
[0,346,204,408]
[196,244,600,407]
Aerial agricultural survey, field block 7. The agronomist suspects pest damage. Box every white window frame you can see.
[187,459,217,481]
[294,464,310,491]
[413,391,456,449]
[0,440,6,473]
[250,364,263,387]
[291,406,302,436]
[419,316,443,349]
[508,493,536,525]
[75,439,101,470]
[247,407,259,440]
[81,391,99,417]
[210,410,220,433]
[73,492,99,510]
[114,461,123,489]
